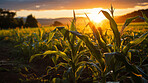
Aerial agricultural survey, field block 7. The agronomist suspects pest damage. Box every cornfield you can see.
[0,7,148,83]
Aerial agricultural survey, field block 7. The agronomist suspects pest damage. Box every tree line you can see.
[0,8,38,29]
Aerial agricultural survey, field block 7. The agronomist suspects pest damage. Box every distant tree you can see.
[25,14,38,27]
[16,18,24,28]
[52,21,63,26]
[0,8,18,29]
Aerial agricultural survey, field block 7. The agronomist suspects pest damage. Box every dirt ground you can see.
[0,39,51,83]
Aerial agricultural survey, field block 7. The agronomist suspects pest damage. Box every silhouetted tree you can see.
[16,18,24,28]
[52,21,63,26]
[0,8,19,29]
[25,14,38,27]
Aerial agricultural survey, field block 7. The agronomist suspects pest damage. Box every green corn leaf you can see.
[75,61,86,69]
[52,55,59,65]
[29,54,43,62]
[55,62,69,69]
[75,50,89,64]
[70,31,106,71]
[120,16,139,36]
[141,11,148,23]
[70,10,77,31]
[127,51,132,61]
[114,52,145,83]
[75,39,82,53]
[87,22,108,51]
[47,28,56,43]
[33,33,39,41]
[57,27,78,63]
[85,13,107,50]
[136,66,148,80]
[70,10,77,45]
[75,65,85,80]
[86,62,101,73]
[38,29,43,40]
[104,52,114,67]
[74,39,83,63]
[56,27,74,56]
[52,78,61,83]
[98,27,107,43]
[57,27,70,41]
[100,10,120,49]
[85,63,101,78]
[44,50,71,62]
[123,32,148,55]
[29,50,71,62]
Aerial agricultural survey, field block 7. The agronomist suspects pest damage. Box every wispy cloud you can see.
[0,0,148,10]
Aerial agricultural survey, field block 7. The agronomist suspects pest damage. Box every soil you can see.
[0,39,50,83]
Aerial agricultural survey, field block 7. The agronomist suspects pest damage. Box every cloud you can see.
[0,0,148,10]
[137,2,148,6]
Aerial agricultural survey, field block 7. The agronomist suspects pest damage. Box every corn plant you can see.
[72,10,148,82]
[17,28,54,60]
[29,7,148,83]
[29,11,97,83]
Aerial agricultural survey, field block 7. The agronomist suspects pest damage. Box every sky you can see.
[0,0,148,18]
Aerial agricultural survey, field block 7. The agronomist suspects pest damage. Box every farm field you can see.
[0,16,148,83]
[0,2,148,82]
[1,0,148,82]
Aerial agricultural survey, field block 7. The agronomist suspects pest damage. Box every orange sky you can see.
[1,0,148,18]
[15,5,148,19]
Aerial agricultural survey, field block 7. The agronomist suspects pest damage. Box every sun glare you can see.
[86,8,106,23]
[88,12,106,23]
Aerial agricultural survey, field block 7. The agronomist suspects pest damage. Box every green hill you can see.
[115,9,148,23]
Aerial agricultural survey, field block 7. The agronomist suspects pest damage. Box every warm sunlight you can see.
[88,13,106,23]
[87,8,106,23]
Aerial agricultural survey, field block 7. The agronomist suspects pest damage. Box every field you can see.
[0,11,148,83]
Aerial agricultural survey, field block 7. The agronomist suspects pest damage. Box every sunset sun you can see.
[88,13,106,23]
[87,8,106,23]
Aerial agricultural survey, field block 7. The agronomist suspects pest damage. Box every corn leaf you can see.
[38,29,43,40]
[47,28,56,43]
[57,27,70,41]
[55,62,69,69]
[114,52,145,83]
[85,13,107,51]
[70,31,106,70]
[120,16,139,36]
[136,66,148,80]
[141,11,148,23]
[52,55,59,65]
[98,27,107,43]
[44,50,71,62]
[29,50,71,62]
[87,22,108,51]
[33,33,39,41]
[29,54,43,62]
[75,65,85,80]
[123,32,148,55]
[100,10,120,48]
[70,10,77,45]
[70,10,76,31]
[52,78,61,83]
[86,62,101,73]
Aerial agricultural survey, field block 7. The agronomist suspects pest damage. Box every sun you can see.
[88,13,106,23]
[87,8,106,23]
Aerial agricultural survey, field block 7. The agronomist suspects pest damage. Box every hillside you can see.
[36,17,88,26]
[115,9,148,23]
[26,9,148,26]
